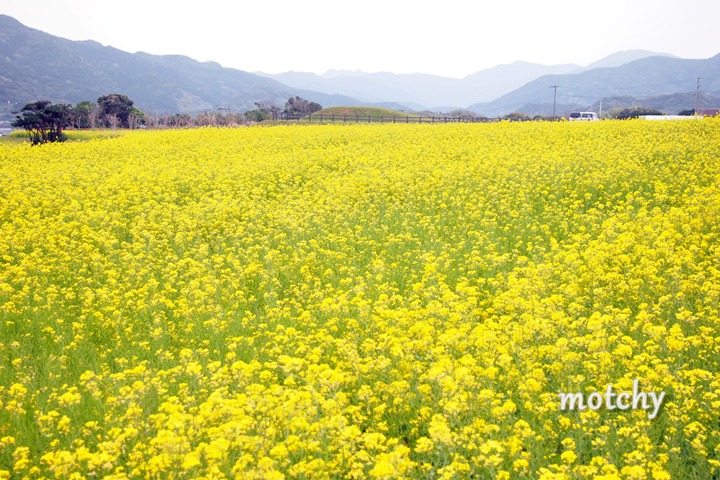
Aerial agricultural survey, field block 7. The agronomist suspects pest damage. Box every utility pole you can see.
[550,85,559,117]
[695,77,703,115]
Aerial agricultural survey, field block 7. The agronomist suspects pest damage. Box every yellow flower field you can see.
[1,120,719,479]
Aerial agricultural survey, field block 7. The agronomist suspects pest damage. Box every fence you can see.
[272,113,499,124]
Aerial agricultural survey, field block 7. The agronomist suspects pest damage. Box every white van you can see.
[569,112,599,121]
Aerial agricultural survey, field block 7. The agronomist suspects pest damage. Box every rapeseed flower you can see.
[0,119,719,477]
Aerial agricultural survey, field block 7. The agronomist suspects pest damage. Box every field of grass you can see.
[1,120,719,478]
[0,129,121,145]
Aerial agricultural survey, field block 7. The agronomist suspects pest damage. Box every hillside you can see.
[258,62,581,110]
[578,49,677,71]
[2,14,713,120]
[257,52,678,110]
[469,53,720,116]
[0,15,362,117]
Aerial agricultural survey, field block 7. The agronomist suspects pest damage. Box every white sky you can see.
[2,0,719,78]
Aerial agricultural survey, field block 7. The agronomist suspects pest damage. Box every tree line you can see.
[12,91,707,146]
[12,94,143,145]
[12,94,323,145]
[243,97,322,122]
[141,97,323,128]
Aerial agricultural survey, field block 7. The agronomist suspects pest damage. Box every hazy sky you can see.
[2,0,719,78]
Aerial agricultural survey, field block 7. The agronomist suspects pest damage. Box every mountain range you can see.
[1,13,718,121]
[0,14,363,118]
[256,50,683,111]
[256,62,581,111]
[470,54,720,116]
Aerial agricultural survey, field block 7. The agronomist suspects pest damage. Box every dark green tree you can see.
[244,108,270,122]
[503,112,530,121]
[97,94,135,128]
[612,107,663,119]
[73,101,98,129]
[245,101,283,122]
[128,106,145,129]
[256,100,282,118]
[283,96,322,116]
[11,101,72,145]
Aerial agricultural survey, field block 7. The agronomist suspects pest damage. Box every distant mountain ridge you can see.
[257,51,678,110]
[0,14,365,116]
[1,14,716,119]
[468,53,720,116]
[258,62,582,110]
[578,49,678,71]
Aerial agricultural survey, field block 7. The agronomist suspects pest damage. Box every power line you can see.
[550,85,559,116]
[695,77,703,114]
